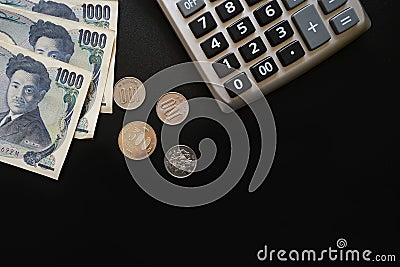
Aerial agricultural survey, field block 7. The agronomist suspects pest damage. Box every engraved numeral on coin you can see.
[160,98,184,122]
[127,128,152,152]
[120,86,140,104]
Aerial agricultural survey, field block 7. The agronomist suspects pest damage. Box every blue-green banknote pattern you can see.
[0,0,119,114]
[0,40,91,179]
[0,4,115,139]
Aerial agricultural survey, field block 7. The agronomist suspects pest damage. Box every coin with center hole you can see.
[118,121,157,160]
[156,92,189,125]
[164,145,197,178]
[114,77,146,110]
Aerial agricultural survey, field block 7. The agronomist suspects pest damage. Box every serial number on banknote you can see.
[0,145,20,158]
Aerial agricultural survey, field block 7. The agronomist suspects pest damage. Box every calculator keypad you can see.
[216,0,244,22]
[250,57,279,82]
[158,0,370,109]
[292,5,331,50]
[224,73,252,97]
[265,20,294,47]
[244,0,263,6]
[227,17,256,42]
[213,53,241,78]
[253,1,283,27]
[319,0,348,14]
[239,36,267,63]
[276,40,305,66]
[281,0,307,10]
[200,32,229,59]
[330,8,359,34]
[177,0,206,18]
[189,12,217,38]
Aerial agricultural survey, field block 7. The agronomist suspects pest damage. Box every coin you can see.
[156,92,189,125]
[114,77,146,110]
[164,145,197,179]
[118,121,157,160]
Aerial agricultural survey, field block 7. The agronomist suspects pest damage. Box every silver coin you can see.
[156,92,189,125]
[164,145,197,179]
[113,77,146,110]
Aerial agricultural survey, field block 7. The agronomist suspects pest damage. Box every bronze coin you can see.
[118,121,157,160]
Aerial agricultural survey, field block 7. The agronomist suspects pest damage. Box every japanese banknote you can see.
[0,0,119,114]
[0,40,91,179]
[0,3,116,139]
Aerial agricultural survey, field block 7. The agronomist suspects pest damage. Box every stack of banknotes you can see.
[0,0,118,179]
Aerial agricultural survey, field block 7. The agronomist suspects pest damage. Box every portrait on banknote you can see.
[0,53,52,151]
[29,19,75,63]
[32,0,79,21]
[0,41,91,179]
[0,4,116,138]
[0,0,119,114]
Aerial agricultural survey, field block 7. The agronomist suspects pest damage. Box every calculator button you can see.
[177,0,206,18]
[253,0,283,27]
[244,0,263,6]
[250,57,279,82]
[265,20,294,47]
[281,0,307,10]
[276,40,305,66]
[200,32,229,59]
[224,73,252,97]
[330,8,359,34]
[292,4,331,50]
[215,0,244,23]
[189,12,217,38]
[238,36,267,63]
[213,53,241,78]
[318,0,347,14]
[227,17,256,43]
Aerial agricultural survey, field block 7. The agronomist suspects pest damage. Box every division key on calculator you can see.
[157,0,371,112]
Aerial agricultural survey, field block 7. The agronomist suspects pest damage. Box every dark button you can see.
[253,0,283,27]
[329,8,359,34]
[189,12,217,38]
[215,0,244,22]
[224,73,252,98]
[318,0,348,14]
[177,0,206,18]
[213,53,241,78]
[227,17,256,42]
[244,0,263,6]
[292,4,331,50]
[265,20,294,47]
[276,40,305,66]
[250,57,279,82]
[238,36,267,63]
[281,0,307,10]
[200,32,229,59]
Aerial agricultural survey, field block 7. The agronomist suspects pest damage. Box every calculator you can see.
[157,0,371,111]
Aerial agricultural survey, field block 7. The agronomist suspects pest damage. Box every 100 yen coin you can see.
[156,92,189,125]
[114,77,146,110]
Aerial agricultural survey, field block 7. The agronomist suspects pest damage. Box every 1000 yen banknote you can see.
[0,0,119,114]
[0,4,115,139]
[0,40,91,179]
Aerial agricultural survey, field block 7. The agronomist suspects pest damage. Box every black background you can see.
[0,0,398,265]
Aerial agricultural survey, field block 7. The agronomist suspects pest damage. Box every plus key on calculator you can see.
[157,0,371,111]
